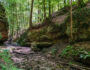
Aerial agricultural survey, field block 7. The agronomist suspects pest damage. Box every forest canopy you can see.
[0,0,88,37]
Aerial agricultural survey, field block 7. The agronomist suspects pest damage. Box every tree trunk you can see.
[29,0,34,29]
[48,0,51,17]
[43,0,46,19]
[70,0,73,40]
[38,2,40,23]
[58,2,60,11]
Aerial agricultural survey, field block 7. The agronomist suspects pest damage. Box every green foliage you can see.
[0,49,21,70]
[73,8,90,23]
[60,45,90,60]
[51,48,58,56]
[0,33,2,39]
[0,0,89,38]
[66,7,90,41]
[60,45,74,58]
[80,51,90,60]
[17,31,28,46]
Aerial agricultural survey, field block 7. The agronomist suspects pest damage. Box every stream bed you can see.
[0,45,90,70]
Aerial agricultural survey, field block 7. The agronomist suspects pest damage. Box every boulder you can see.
[28,24,66,42]
[31,42,53,51]
[27,23,67,50]
[0,3,8,42]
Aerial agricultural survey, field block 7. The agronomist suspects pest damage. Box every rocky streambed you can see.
[0,45,90,70]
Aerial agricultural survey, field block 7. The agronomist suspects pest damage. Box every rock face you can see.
[0,3,8,42]
[65,7,90,41]
[27,23,67,50]
[18,3,90,49]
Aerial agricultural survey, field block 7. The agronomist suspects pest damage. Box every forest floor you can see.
[0,42,90,70]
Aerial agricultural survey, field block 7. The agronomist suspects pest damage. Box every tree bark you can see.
[38,0,40,23]
[48,0,51,17]
[29,0,34,29]
[70,0,73,40]
[43,0,46,19]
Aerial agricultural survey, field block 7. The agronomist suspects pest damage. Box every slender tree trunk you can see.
[29,0,34,28]
[70,0,73,39]
[38,5,40,22]
[58,2,60,11]
[48,0,51,17]
[43,0,46,19]
[12,4,15,39]
[16,4,19,37]
[52,5,54,14]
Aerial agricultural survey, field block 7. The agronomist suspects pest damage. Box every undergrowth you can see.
[60,45,90,60]
[16,31,28,46]
[0,49,22,70]
[0,33,2,40]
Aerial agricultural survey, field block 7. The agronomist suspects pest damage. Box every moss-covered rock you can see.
[27,23,67,50]
[65,7,90,41]
[18,3,90,51]
[28,24,66,41]
[31,42,53,51]
[0,3,8,42]
[16,31,30,46]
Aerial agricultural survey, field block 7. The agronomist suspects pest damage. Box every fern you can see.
[0,49,22,70]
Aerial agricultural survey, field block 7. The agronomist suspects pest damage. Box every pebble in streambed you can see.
[1,41,82,70]
[12,53,63,70]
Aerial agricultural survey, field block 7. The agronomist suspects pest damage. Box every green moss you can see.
[17,31,29,46]
[0,3,8,42]
[65,7,90,41]
[31,42,53,51]
[60,45,90,65]
[28,23,67,44]
[0,33,2,40]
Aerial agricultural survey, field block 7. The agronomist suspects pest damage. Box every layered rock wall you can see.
[0,3,8,42]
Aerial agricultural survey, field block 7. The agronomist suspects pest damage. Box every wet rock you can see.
[13,47,34,54]
[11,57,24,63]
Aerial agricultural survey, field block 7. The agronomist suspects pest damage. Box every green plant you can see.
[60,45,90,61]
[80,51,90,59]
[60,45,74,58]
[17,31,28,46]
[51,48,58,56]
[0,49,22,70]
[0,33,2,39]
